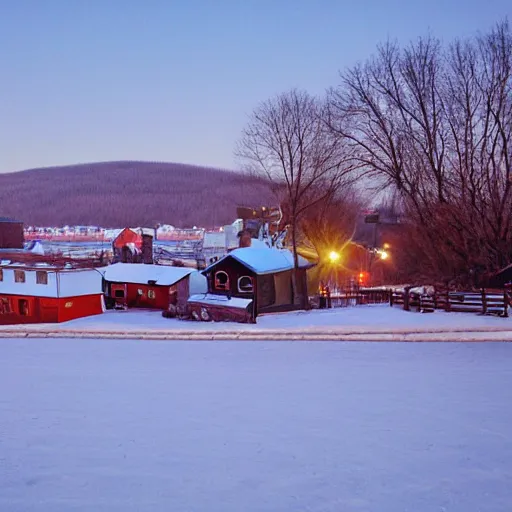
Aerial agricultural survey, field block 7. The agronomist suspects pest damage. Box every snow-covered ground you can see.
[1,304,512,334]
[1,337,511,511]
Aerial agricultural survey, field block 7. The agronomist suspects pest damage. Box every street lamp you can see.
[328,250,340,263]
[379,250,389,260]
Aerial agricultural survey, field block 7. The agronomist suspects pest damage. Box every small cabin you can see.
[0,262,104,325]
[191,247,314,319]
[102,262,206,311]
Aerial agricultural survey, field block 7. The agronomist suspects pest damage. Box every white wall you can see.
[57,269,104,297]
[0,268,59,297]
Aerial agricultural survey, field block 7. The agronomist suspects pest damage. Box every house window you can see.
[238,276,254,293]
[14,270,25,283]
[0,269,3,282]
[18,299,29,316]
[36,271,48,285]
[114,289,125,298]
[214,271,230,290]
[0,298,11,314]
[148,290,156,299]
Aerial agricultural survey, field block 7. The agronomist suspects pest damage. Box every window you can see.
[18,299,29,316]
[0,269,3,282]
[114,289,125,298]
[214,271,230,290]
[14,270,25,283]
[36,271,48,285]
[148,289,156,299]
[238,276,253,293]
[0,298,11,314]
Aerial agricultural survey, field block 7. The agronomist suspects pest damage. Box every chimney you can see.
[142,234,153,264]
[238,230,252,248]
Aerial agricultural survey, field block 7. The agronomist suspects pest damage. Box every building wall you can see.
[57,269,103,297]
[0,268,59,297]
[110,282,170,310]
[0,294,103,325]
[204,258,256,298]
[57,294,103,322]
[0,268,103,298]
[0,220,24,249]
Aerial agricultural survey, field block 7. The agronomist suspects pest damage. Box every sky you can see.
[0,0,510,174]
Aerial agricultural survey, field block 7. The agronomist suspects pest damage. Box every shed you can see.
[0,217,24,249]
[0,262,104,325]
[197,247,314,317]
[102,262,205,310]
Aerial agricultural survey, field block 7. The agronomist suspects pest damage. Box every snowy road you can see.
[1,338,511,512]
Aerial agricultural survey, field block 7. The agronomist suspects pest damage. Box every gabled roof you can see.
[202,247,314,276]
[102,262,194,285]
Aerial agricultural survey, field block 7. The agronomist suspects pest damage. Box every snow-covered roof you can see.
[188,293,253,309]
[103,263,194,286]
[203,247,314,275]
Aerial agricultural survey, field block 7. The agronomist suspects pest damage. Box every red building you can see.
[0,263,104,325]
[102,263,206,311]
[112,228,155,264]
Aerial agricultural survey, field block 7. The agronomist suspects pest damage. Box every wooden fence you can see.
[315,288,391,309]
[390,287,511,317]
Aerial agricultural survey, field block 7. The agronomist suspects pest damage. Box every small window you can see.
[148,289,156,299]
[0,298,11,314]
[137,288,143,296]
[36,270,48,285]
[215,271,230,290]
[19,299,29,316]
[114,289,125,298]
[238,276,254,293]
[0,269,3,282]
[14,270,25,283]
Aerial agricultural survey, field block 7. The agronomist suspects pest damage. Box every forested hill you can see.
[0,161,274,228]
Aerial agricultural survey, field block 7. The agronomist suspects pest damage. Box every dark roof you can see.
[0,216,23,223]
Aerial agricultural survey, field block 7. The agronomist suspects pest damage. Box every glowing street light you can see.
[379,250,389,260]
[328,250,340,263]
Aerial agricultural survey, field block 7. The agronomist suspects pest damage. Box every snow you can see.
[1,337,511,511]
[205,246,313,275]
[188,293,253,309]
[2,304,512,336]
[103,263,194,286]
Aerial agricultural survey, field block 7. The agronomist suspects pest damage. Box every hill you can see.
[0,161,274,228]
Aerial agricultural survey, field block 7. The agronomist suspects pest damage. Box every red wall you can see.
[0,294,103,325]
[57,294,104,322]
[122,283,170,310]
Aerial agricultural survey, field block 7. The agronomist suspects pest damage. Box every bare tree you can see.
[236,89,358,305]
[328,20,512,287]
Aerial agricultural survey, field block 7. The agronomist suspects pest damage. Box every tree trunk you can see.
[290,218,305,308]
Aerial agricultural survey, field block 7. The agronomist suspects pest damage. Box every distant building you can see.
[0,217,24,249]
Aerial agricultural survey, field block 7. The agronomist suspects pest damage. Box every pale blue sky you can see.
[0,0,510,173]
